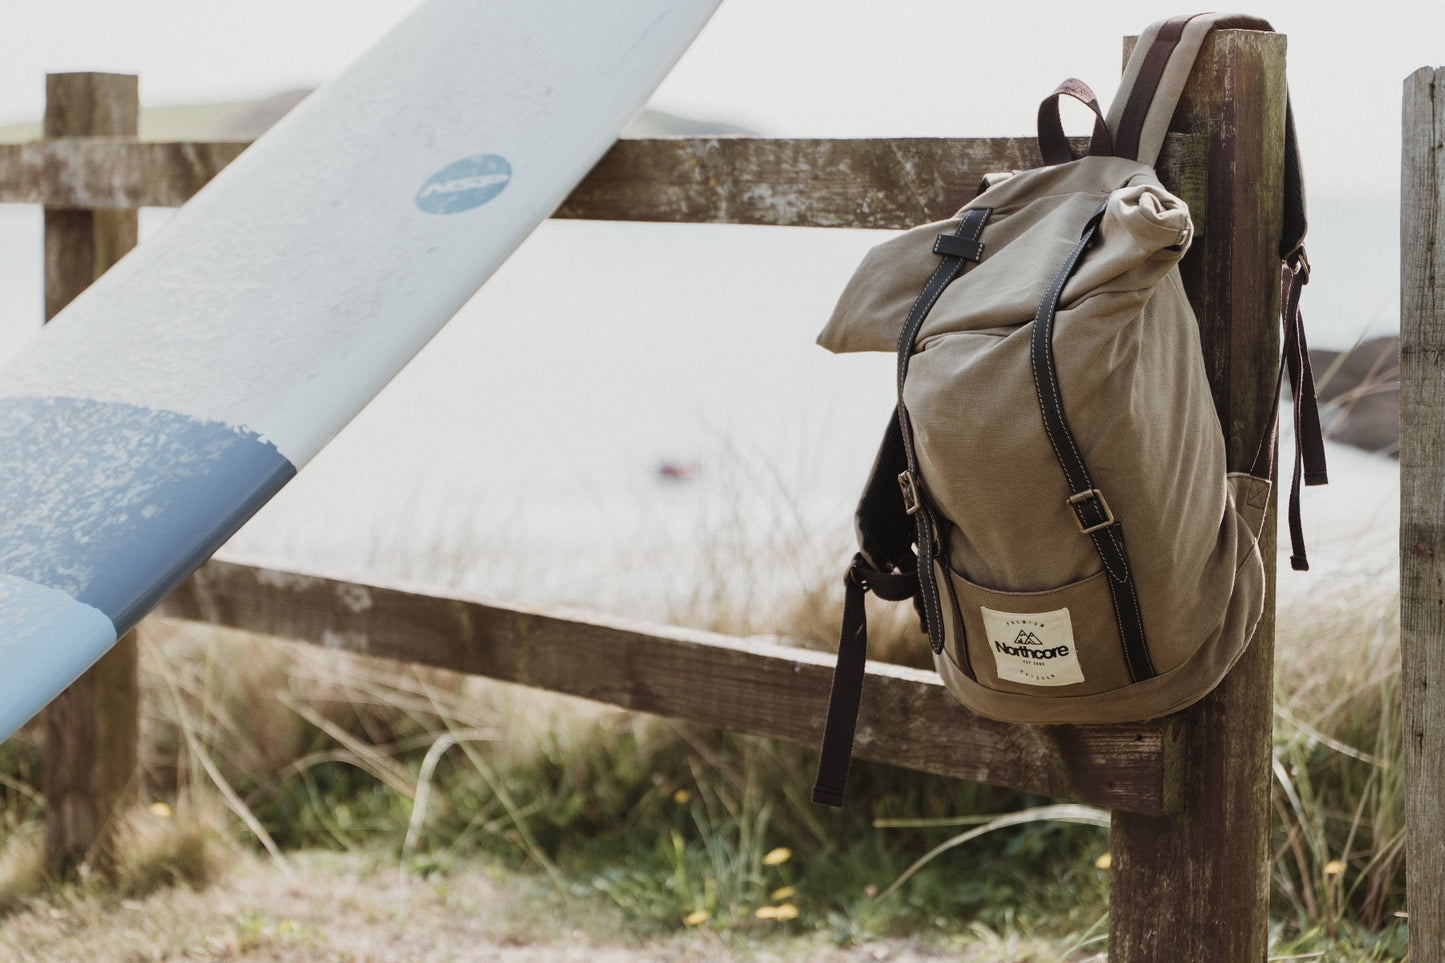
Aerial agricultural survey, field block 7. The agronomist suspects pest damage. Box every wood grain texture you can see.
[1400,64,1445,963]
[1107,31,1286,963]
[39,73,141,879]
[158,559,1183,816]
[0,139,249,210]
[0,134,1197,229]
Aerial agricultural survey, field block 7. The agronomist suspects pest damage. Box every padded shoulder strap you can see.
[1109,13,1264,164]
[1108,13,1307,262]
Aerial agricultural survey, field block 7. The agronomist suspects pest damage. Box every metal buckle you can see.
[1288,246,1310,283]
[898,470,923,516]
[1068,488,1115,535]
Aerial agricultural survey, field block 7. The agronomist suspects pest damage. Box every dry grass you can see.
[0,848,1081,963]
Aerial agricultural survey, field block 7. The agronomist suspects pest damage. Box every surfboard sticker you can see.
[0,0,722,743]
[416,155,512,214]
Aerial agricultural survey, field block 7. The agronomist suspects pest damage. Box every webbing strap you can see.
[1029,204,1154,683]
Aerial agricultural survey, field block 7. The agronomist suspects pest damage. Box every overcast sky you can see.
[2,0,1442,200]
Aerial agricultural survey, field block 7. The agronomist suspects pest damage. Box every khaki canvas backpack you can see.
[812,13,1327,807]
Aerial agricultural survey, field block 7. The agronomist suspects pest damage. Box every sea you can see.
[0,192,1403,625]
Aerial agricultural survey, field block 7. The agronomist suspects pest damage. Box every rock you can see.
[1308,335,1399,457]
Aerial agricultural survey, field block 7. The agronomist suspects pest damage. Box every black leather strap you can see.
[895,207,991,655]
[811,560,870,807]
[1028,204,1155,683]
[1280,256,1328,570]
[812,206,990,808]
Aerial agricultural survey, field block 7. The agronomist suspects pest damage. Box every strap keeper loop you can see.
[933,233,984,261]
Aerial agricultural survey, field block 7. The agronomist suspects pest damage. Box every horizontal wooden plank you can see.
[0,138,249,208]
[1,135,1199,230]
[556,136,1060,228]
[157,559,1183,815]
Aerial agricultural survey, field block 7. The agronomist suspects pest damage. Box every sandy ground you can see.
[0,851,1083,963]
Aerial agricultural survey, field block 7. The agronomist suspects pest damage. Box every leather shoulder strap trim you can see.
[1029,204,1154,682]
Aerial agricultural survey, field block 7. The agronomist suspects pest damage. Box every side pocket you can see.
[940,565,1135,697]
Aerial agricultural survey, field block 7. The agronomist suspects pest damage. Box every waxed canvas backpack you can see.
[811,13,1327,806]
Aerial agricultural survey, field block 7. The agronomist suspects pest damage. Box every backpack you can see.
[811,13,1327,807]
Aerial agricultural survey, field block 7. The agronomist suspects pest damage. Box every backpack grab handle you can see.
[1037,78,1115,165]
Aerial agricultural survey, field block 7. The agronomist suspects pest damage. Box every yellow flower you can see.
[762,847,792,867]
[1095,852,1111,870]
[672,788,692,805]
[1324,859,1344,878]
[683,910,710,926]
[148,801,173,819]
[770,886,795,901]
[755,904,799,921]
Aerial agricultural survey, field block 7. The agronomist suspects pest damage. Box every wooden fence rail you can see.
[156,559,1183,816]
[3,28,1301,961]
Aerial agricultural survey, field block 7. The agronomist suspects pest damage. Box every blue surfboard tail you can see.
[0,574,117,739]
[0,396,296,740]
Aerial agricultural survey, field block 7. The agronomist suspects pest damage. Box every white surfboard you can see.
[0,0,720,741]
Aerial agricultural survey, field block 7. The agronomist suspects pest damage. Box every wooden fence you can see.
[1401,64,1445,963]
[0,28,1400,961]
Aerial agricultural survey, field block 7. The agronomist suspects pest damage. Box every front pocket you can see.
[937,563,1136,698]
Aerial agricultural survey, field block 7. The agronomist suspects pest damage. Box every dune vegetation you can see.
[0,528,1410,961]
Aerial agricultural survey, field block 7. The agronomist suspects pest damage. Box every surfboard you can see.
[0,0,720,741]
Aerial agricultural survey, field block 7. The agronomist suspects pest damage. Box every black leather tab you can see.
[933,233,984,261]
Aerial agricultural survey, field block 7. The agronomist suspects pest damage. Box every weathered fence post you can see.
[39,72,141,877]
[1401,64,1445,963]
[1108,30,1286,961]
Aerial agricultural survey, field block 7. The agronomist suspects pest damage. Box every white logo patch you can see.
[982,606,1085,686]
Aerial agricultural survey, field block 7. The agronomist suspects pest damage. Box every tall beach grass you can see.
[0,447,1410,959]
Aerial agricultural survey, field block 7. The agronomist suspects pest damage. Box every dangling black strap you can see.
[1029,204,1155,682]
[1280,254,1328,569]
[812,206,991,808]
[810,553,915,807]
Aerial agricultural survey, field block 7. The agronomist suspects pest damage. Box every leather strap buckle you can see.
[1287,246,1310,283]
[1068,488,1115,535]
[898,470,923,516]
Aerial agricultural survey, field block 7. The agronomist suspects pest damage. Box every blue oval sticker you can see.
[416,154,511,214]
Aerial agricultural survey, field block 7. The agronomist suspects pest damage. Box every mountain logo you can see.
[981,605,1086,686]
